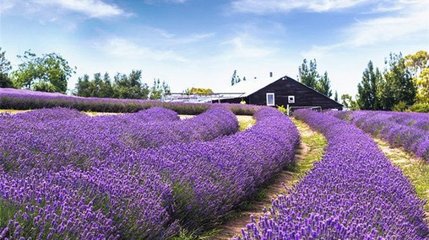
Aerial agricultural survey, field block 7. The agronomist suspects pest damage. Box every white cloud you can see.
[231,0,369,14]
[345,3,429,47]
[2,0,126,18]
[302,1,429,58]
[220,34,275,59]
[144,0,188,4]
[0,0,15,13]
[36,0,125,18]
[99,37,188,62]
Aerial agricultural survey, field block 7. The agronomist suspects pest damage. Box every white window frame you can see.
[288,95,295,104]
[266,93,275,106]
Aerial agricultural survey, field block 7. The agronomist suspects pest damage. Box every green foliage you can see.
[150,78,170,100]
[12,50,75,93]
[299,59,333,97]
[316,71,332,97]
[298,58,319,89]
[75,70,152,99]
[341,94,358,110]
[0,47,13,88]
[357,61,382,110]
[231,70,241,86]
[113,70,149,99]
[358,51,425,111]
[277,105,287,115]
[381,52,416,109]
[405,50,429,104]
[408,103,429,112]
[392,101,408,112]
[184,87,214,96]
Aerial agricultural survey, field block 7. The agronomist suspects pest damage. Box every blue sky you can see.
[0,0,428,97]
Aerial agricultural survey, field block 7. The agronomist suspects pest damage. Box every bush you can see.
[392,101,407,112]
[409,103,429,113]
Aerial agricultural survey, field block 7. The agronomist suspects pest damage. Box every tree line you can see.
[0,47,170,100]
[298,58,338,102]
[356,50,428,111]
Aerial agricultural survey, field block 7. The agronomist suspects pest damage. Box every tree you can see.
[405,50,429,104]
[0,47,13,88]
[150,78,170,100]
[380,53,416,109]
[185,87,214,95]
[12,50,75,93]
[75,70,153,99]
[113,70,149,99]
[101,72,114,97]
[341,94,358,110]
[298,58,319,89]
[231,70,241,86]
[75,74,91,97]
[316,71,332,97]
[357,61,383,110]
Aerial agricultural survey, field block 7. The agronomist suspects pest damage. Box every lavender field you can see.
[1,90,429,239]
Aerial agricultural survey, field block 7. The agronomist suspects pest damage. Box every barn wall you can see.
[248,77,342,110]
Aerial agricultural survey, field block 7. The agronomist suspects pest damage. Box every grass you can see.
[236,115,255,131]
[374,138,429,213]
[172,118,327,239]
[0,109,28,114]
[289,118,327,184]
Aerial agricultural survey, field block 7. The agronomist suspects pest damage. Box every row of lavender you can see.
[0,107,300,238]
[1,107,238,174]
[330,111,429,161]
[0,87,259,115]
[239,110,428,239]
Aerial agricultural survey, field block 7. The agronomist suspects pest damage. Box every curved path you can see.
[374,138,429,222]
[210,118,327,239]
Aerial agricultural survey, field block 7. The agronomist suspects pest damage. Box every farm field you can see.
[1,93,429,239]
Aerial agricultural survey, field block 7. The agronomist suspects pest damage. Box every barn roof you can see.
[226,76,279,97]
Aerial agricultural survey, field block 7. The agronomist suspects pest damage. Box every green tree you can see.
[357,61,383,110]
[150,78,170,100]
[298,58,319,89]
[12,50,75,93]
[185,87,214,95]
[231,70,241,86]
[315,71,332,97]
[341,94,358,110]
[0,47,13,88]
[74,74,91,97]
[101,72,114,97]
[113,70,149,99]
[405,50,429,104]
[380,53,416,109]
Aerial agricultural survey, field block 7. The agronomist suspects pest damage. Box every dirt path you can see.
[209,118,326,239]
[374,138,429,222]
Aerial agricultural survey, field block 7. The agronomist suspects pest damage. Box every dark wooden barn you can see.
[219,75,343,110]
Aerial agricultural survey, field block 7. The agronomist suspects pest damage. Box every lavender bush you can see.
[239,110,428,239]
[1,105,300,238]
[0,87,260,115]
[329,111,429,161]
[110,108,299,231]
[0,107,238,174]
